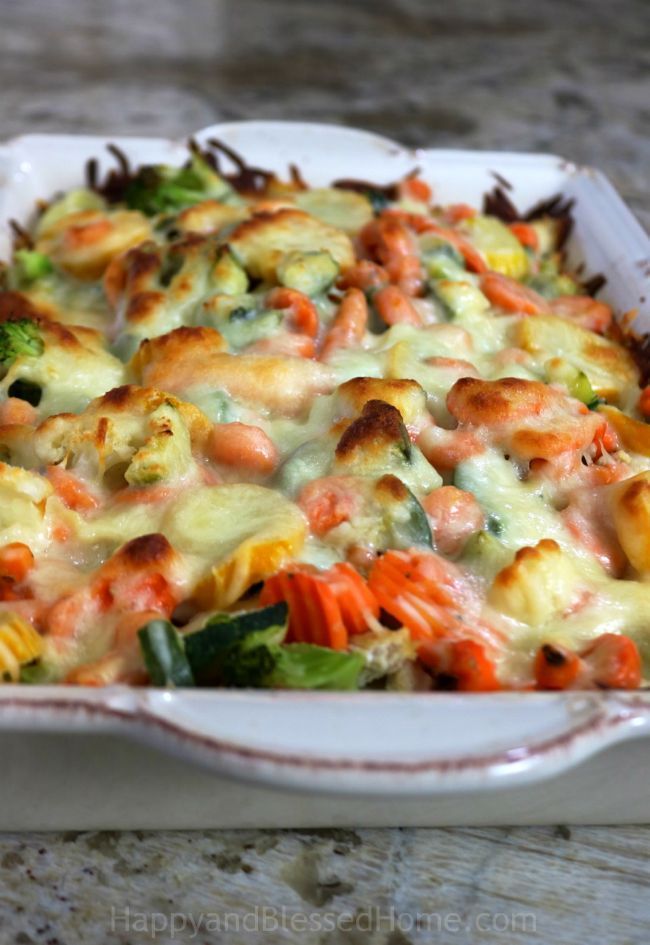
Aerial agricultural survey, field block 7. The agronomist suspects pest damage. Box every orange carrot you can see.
[338,261,389,293]
[298,476,362,536]
[582,633,641,689]
[398,176,432,203]
[0,543,34,583]
[445,203,477,224]
[113,484,174,506]
[480,271,549,315]
[320,288,368,360]
[383,212,488,274]
[509,222,539,251]
[47,465,99,512]
[592,420,619,459]
[421,486,484,557]
[266,287,319,337]
[0,397,38,426]
[373,285,422,327]
[327,562,380,635]
[548,295,613,334]
[359,216,424,296]
[534,643,582,690]
[367,549,457,642]
[417,424,484,472]
[448,640,501,691]
[209,422,279,477]
[419,639,501,691]
[261,562,378,649]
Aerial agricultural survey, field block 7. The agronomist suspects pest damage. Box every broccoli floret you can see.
[219,642,278,688]
[0,320,44,365]
[125,154,234,216]
[14,250,53,283]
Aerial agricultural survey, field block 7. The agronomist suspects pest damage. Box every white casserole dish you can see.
[0,121,649,829]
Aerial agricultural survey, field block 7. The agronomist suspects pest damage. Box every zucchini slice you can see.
[138,620,195,687]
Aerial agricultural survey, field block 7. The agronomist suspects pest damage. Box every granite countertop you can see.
[0,0,649,942]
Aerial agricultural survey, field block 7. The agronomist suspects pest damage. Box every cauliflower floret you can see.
[349,627,417,685]
[34,385,213,487]
[334,377,429,432]
[228,208,355,281]
[488,538,580,624]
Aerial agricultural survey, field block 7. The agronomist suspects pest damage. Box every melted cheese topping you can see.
[0,159,647,690]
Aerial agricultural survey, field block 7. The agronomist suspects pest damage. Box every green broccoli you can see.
[124,154,234,216]
[14,250,53,283]
[0,320,44,365]
[219,642,278,688]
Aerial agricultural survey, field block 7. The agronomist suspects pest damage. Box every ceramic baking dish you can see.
[0,121,649,829]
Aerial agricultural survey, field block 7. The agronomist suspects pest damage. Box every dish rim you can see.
[0,119,649,796]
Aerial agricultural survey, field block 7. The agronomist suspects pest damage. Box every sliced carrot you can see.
[419,639,501,691]
[47,465,99,512]
[548,295,613,334]
[266,287,319,337]
[338,261,389,293]
[52,523,73,544]
[261,562,378,649]
[209,422,279,477]
[509,222,539,251]
[359,216,424,295]
[373,285,422,327]
[417,424,485,472]
[0,397,38,426]
[445,203,477,224]
[481,271,549,315]
[298,476,362,537]
[581,633,641,689]
[327,562,380,634]
[320,288,369,361]
[0,543,34,583]
[113,484,174,506]
[262,570,314,645]
[310,576,348,650]
[421,486,484,557]
[383,212,488,274]
[367,550,453,641]
[399,177,432,203]
[534,643,582,689]
[448,640,501,691]
[592,420,619,459]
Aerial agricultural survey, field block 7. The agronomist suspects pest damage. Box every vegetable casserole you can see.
[0,138,648,693]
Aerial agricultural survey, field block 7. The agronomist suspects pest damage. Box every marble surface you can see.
[0,0,649,942]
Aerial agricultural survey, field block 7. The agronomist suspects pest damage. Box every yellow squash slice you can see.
[162,484,307,608]
[0,613,43,683]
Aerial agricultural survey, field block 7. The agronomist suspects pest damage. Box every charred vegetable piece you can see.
[124,154,234,215]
